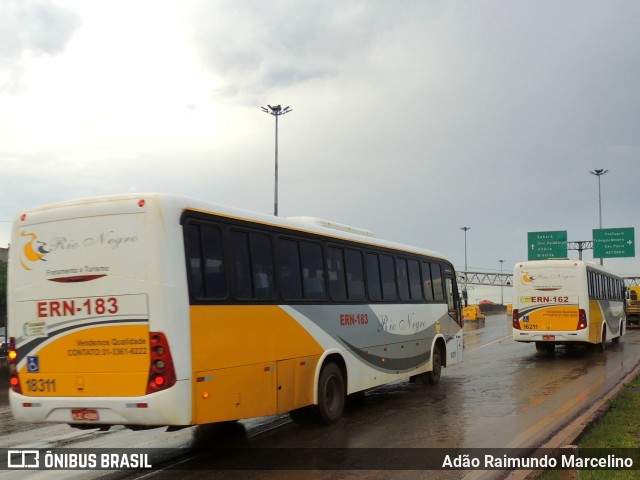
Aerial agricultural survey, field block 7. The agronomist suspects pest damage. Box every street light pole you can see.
[498,259,505,305]
[261,105,292,216]
[460,227,470,307]
[589,169,608,265]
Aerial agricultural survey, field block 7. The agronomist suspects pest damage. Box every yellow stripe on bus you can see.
[588,299,604,344]
[190,305,324,423]
[522,305,579,331]
[18,324,150,397]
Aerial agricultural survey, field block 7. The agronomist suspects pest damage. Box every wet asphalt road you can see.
[1,313,639,480]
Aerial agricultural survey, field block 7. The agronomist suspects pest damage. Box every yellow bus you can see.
[625,285,640,326]
[462,305,484,321]
[512,260,625,353]
[8,194,463,428]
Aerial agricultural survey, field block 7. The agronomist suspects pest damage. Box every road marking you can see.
[474,334,512,350]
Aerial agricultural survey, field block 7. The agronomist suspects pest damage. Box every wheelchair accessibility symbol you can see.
[27,356,40,373]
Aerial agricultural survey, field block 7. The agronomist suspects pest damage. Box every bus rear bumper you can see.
[9,379,191,427]
[513,331,586,343]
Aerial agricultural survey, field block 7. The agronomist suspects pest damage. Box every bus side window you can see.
[345,248,365,300]
[421,262,434,301]
[327,247,347,301]
[201,225,226,299]
[396,258,410,301]
[431,263,444,302]
[366,253,382,301]
[184,223,204,298]
[229,231,253,299]
[380,254,397,301]
[407,259,423,301]
[277,239,303,300]
[250,232,275,300]
[300,242,326,299]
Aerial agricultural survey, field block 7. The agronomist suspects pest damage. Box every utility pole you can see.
[460,227,470,306]
[589,169,608,265]
[261,105,292,216]
[498,259,505,305]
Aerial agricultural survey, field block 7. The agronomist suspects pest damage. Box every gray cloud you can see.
[0,0,80,92]
[189,0,429,102]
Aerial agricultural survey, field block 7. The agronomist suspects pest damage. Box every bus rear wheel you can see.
[612,321,623,344]
[317,362,346,425]
[598,329,607,352]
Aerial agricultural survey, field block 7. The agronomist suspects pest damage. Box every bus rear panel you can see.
[513,262,587,345]
[512,260,624,350]
[8,196,191,427]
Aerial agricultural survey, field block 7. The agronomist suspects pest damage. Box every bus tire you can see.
[426,345,442,385]
[612,321,623,344]
[317,362,346,425]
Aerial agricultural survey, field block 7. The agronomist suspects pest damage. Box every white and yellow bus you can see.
[625,285,640,326]
[8,193,463,428]
[512,260,625,353]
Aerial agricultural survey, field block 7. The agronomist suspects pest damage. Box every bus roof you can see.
[514,259,622,277]
[15,192,449,263]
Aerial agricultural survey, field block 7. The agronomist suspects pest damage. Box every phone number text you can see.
[66,347,147,357]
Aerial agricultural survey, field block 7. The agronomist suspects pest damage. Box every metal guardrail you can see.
[457,272,640,287]
[458,271,513,287]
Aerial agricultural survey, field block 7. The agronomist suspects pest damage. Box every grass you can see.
[537,373,640,479]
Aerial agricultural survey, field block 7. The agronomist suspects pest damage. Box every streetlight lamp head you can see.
[589,169,609,176]
[262,104,292,116]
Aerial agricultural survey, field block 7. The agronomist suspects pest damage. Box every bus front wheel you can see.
[426,345,442,385]
[317,362,346,425]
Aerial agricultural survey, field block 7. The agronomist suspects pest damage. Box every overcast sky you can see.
[1,0,639,303]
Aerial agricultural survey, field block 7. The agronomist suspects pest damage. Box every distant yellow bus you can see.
[625,285,640,326]
[8,193,464,428]
[512,260,625,353]
[506,303,513,316]
[462,305,484,321]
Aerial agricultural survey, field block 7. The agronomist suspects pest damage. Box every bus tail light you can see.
[146,332,177,394]
[8,337,22,394]
[512,309,521,330]
[577,309,587,330]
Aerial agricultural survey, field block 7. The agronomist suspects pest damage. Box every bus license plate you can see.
[542,335,555,341]
[72,409,99,421]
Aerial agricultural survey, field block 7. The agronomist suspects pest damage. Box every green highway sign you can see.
[528,231,568,260]
[593,227,635,258]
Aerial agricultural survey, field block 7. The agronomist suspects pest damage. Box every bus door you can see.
[444,274,463,364]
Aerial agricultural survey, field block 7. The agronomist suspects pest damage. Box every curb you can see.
[506,360,640,480]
